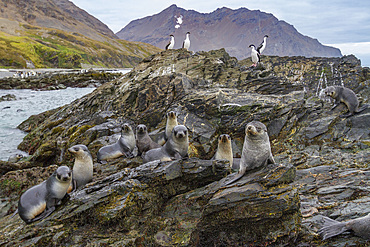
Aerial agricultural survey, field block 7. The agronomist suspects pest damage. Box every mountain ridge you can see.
[116,4,342,60]
[0,0,161,68]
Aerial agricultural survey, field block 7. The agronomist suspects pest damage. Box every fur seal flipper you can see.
[318,214,370,240]
[97,123,136,162]
[323,86,368,117]
[68,144,93,191]
[17,166,72,224]
[143,125,189,163]
[224,121,274,186]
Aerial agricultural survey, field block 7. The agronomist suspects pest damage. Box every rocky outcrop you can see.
[117,4,342,60]
[0,70,121,90]
[1,159,298,246]
[0,49,369,246]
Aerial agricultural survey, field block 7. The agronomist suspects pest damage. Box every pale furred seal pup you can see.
[224,121,275,185]
[323,86,367,117]
[143,125,189,163]
[97,123,136,163]
[68,144,93,191]
[318,214,370,240]
[136,124,161,156]
[213,134,233,167]
[158,111,179,145]
[8,153,23,163]
[17,166,72,224]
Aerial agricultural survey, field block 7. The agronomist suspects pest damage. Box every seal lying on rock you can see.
[213,134,233,167]
[136,124,161,156]
[319,214,370,240]
[323,86,367,117]
[8,153,23,163]
[143,125,189,163]
[158,111,179,145]
[97,123,136,163]
[68,144,93,191]
[224,121,275,185]
[17,166,72,224]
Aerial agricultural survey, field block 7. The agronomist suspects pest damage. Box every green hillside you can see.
[0,23,161,69]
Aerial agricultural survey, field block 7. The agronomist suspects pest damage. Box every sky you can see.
[70,0,370,67]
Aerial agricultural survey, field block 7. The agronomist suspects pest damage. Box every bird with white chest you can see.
[165,35,175,50]
[249,44,260,67]
[182,32,190,50]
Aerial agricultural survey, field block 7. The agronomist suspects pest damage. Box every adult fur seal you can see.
[224,121,275,185]
[213,134,233,167]
[143,125,189,163]
[318,214,370,240]
[68,144,93,191]
[136,124,161,156]
[323,86,367,117]
[97,123,136,163]
[158,111,179,145]
[17,166,72,224]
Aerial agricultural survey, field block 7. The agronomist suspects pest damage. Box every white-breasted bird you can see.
[257,35,268,54]
[165,35,175,50]
[249,44,260,67]
[182,32,190,50]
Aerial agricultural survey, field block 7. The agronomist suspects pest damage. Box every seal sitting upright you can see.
[323,86,367,117]
[213,134,233,167]
[17,166,72,224]
[136,124,161,156]
[143,125,189,163]
[68,144,93,191]
[158,111,179,145]
[224,121,275,185]
[97,123,136,163]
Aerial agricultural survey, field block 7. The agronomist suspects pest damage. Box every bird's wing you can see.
[165,42,170,50]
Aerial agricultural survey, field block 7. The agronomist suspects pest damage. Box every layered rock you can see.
[0,49,369,246]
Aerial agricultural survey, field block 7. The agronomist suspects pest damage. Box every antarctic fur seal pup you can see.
[8,153,23,163]
[143,125,189,163]
[323,86,367,117]
[224,121,275,185]
[319,214,370,240]
[213,134,233,167]
[136,124,161,156]
[97,123,136,163]
[17,166,72,224]
[68,144,93,191]
[158,111,179,145]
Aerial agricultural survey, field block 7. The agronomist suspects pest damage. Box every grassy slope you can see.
[0,23,162,69]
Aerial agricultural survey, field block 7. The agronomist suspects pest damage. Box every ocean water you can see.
[0,88,95,161]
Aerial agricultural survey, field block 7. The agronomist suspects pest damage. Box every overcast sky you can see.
[70,0,370,66]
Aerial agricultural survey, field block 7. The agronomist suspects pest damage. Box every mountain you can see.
[0,0,161,68]
[116,4,342,59]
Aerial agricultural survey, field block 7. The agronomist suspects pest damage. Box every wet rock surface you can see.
[0,49,369,246]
